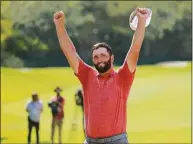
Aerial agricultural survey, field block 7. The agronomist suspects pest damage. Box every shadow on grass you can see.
[39,141,51,144]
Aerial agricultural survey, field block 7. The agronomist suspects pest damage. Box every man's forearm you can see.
[130,19,146,52]
[126,19,146,72]
[56,26,76,53]
[55,25,79,73]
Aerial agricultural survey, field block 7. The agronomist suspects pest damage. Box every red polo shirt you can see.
[75,59,136,138]
[51,96,65,120]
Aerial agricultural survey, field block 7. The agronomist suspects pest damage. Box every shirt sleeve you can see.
[117,61,136,90]
[74,59,95,86]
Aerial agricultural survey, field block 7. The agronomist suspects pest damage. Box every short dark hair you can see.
[91,42,113,57]
[32,92,38,97]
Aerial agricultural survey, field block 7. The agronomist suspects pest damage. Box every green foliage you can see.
[1,1,191,67]
[1,55,24,68]
[1,1,14,44]
[1,19,13,43]
[3,34,49,67]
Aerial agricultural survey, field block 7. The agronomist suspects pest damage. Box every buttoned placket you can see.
[96,73,114,131]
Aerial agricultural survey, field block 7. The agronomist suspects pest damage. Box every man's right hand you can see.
[53,11,65,27]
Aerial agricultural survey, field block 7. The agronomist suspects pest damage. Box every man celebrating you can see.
[54,7,150,144]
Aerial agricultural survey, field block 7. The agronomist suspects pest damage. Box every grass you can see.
[1,63,191,143]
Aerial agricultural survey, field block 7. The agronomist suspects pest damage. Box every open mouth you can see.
[98,63,105,67]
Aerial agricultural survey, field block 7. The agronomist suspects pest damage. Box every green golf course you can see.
[1,63,191,143]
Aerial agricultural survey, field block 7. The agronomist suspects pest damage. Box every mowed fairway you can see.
[1,63,191,144]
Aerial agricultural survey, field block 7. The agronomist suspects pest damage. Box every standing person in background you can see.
[26,92,43,144]
[48,86,65,144]
[75,88,85,135]
[53,6,150,144]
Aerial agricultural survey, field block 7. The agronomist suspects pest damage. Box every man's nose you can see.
[97,57,104,63]
[97,60,104,64]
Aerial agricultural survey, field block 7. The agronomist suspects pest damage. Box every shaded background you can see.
[1,1,192,67]
[1,1,192,144]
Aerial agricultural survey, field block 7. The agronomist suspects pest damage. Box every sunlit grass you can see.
[1,63,191,143]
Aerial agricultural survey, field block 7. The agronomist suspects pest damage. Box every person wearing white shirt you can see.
[26,93,43,144]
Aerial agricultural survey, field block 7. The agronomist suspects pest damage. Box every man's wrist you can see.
[137,19,146,29]
[56,26,68,38]
[138,18,146,24]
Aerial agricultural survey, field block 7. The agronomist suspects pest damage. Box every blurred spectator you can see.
[48,86,65,144]
[75,88,85,135]
[25,92,43,144]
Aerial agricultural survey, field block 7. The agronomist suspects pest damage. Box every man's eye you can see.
[101,54,107,57]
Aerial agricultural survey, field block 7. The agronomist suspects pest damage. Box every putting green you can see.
[1,63,191,143]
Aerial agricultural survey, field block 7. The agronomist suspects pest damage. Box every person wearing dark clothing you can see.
[75,88,85,134]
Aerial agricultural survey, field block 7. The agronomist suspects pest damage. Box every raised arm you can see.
[126,8,151,72]
[54,11,80,74]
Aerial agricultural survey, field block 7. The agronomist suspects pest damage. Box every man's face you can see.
[56,91,61,96]
[32,94,38,101]
[92,47,114,73]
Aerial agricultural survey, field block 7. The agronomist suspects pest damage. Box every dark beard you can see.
[94,58,111,73]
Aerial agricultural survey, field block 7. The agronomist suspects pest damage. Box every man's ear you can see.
[111,55,114,63]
